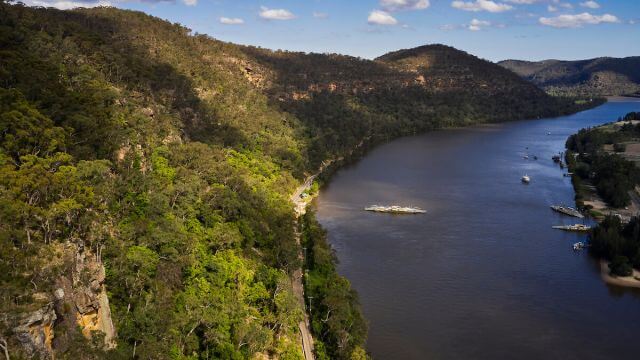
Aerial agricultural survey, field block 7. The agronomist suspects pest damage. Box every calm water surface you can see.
[315,99,640,359]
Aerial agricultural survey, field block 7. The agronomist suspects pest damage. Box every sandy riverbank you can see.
[600,260,640,289]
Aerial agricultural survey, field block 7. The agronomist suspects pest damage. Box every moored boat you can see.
[552,224,591,232]
[364,205,426,214]
[550,205,584,218]
[573,242,586,251]
[521,175,530,183]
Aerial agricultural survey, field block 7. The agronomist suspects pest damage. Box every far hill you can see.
[499,57,640,97]
[376,44,544,96]
[242,43,592,163]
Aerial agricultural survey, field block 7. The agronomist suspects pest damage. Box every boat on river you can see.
[550,205,584,218]
[364,205,426,214]
[552,224,591,232]
[521,175,530,183]
[573,242,586,251]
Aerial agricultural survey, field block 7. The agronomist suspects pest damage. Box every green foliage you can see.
[566,116,640,208]
[590,215,640,273]
[609,256,633,277]
[301,211,367,360]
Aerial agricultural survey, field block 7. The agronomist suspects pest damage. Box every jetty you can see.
[364,205,426,214]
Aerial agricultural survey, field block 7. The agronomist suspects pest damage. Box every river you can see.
[314,99,640,359]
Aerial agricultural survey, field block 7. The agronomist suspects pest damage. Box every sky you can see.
[22,0,640,62]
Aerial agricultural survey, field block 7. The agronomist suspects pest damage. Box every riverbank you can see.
[565,109,640,289]
[290,98,608,356]
[600,260,640,288]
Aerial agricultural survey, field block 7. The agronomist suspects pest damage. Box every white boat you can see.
[550,205,584,218]
[521,175,530,183]
[364,205,426,214]
[552,224,591,232]
[573,242,585,251]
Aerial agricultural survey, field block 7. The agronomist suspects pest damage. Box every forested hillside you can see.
[0,2,597,359]
[499,57,640,97]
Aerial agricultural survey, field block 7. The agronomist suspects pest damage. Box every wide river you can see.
[315,99,640,359]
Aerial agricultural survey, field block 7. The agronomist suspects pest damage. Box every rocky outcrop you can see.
[11,303,56,359]
[3,242,116,358]
[52,242,116,353]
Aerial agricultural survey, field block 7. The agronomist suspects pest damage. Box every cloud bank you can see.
[380,0,430,12]
[451,0,513,13]
[219,17,244,25]
[539,12,619,28]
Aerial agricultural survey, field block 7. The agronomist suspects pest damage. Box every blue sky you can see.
[25,0,640,62]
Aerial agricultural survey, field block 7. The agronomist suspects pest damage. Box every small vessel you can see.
[552,154,561,163]
[552,224,591,232]
[533,155,538,160]
[521,175,530,183]
[523,155,529,160]
[563,172,573,177]
[364,205,426,214]
[573,242,585,251]
[547,131,552,135]
[550,205,584,218]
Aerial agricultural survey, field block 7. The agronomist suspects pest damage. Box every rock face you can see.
[4,242,116,358]
[12,303,56,359]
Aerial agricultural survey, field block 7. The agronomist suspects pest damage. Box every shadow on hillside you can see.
[2,4,249,155]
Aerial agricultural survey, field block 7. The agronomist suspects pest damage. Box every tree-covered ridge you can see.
[244,43,597,166]
[499,57,640,97]
[0,2,601,359]
[0,3,307,358]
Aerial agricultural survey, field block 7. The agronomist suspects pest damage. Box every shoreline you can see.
[291,99,615,354]
[606,95,640,102]
[600,260,640,289]
[565,106,640,290]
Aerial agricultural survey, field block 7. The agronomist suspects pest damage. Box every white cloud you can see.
[504,0,540,4]
[368,10,398,25]
[313,12,329,19]
[539,12,620,28]
[23,0,111,9]
[468,18,491,30]
[451,0,513,13]
[580,1,600,9]
[440,23,458,30]
[557,1,573,9]
[219,17,244,25]
[183,0,196,6]
[548,5,557,12]
[380,0,430,11]
[259,6,296,20]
